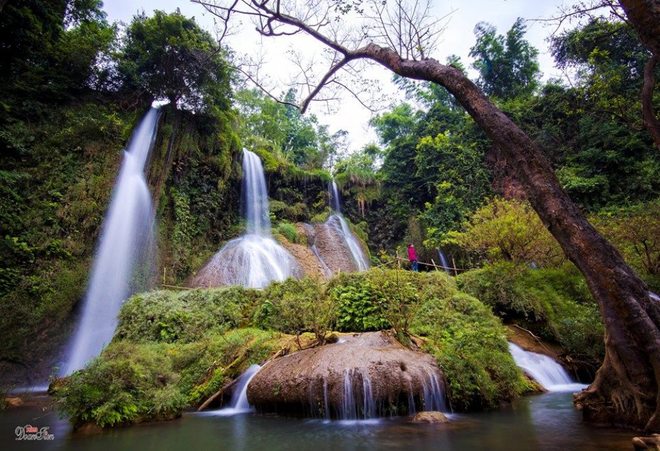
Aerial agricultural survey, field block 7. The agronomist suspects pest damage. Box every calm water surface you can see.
[2,392,633,450]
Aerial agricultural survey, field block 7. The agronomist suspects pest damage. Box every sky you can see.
[103,0,571,151]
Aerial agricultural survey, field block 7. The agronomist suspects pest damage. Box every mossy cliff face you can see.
[0,101,241,386]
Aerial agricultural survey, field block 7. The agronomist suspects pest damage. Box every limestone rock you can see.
[247,331,445,418]
[633,434,660,450]
[411,411,449,423]
[4,397,23,408]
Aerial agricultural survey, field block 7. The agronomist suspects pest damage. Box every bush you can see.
[256,278,335,342]
[116,287,261,343]
[273,221,299,243]
[412,293,528,411]
[457,262,604,364]
[444,197,565,267]
[328,269,456,333]
[55,328,284,427]
[55,342,187,428]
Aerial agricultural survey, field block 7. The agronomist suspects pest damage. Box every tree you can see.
[198,0,660,430]
[469,18,540,100]
[0,0,114,108]
[118,10,231,112]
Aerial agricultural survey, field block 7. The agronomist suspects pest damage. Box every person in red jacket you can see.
[407,243,418,272]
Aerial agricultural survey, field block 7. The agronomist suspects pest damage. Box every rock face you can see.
[411,411,449,423]
[308,217,359,274]
[247,332,446,418]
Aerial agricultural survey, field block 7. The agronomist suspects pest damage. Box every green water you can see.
[2,392,632,450]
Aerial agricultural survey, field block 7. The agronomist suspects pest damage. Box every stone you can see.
[411,411,449,424]
[247,331,445,418]
[633,434,660,450]
[4,397,23,408]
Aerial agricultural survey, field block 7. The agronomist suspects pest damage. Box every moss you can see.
[412,293,527,411]
[116,287,262,343]
[273,222,299,243]
[457,262,604,365]
[54,328,285,428]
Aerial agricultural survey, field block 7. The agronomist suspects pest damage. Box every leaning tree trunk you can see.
[357,44,660,431]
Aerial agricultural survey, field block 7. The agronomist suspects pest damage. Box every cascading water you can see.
[508,343,587,392]
[212,364,262,416]
[327,180,369,271]
[63,108,160,375]
[192,150,300,289]
[437,249,451,274]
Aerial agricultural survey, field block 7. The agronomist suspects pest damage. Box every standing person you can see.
[407,243,419,272]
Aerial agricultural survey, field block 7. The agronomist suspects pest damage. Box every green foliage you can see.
[328,269,456,333]
[54,328,282,427]
[470,18,540,99]
[592,200,660,290]
[273,222,299,244]
[118,10,230,112]
[457,262,604,364]
[55,341,187,428]
[413,293,528,411]
[235,88,344,170]
[116,287,260,343]
[256,278,335,342]
[444,197,564,267]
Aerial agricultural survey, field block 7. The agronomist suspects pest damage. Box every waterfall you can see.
[192,150,300,289]
[212,364,261,416]
[63,108,159,375]
[340,368,376,420]
[327,180,370,271]
[334,367,445,420]
[421,370,446,411]
[508,343,587,392]
[437,249,451,274]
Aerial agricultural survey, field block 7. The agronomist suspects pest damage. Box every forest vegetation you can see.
[0,0,658,435]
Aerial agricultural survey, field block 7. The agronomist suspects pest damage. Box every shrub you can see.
[54,328,284,427]
[116,287,261,343]
[273,221,299,243]
[412,293,528,411]
[55,342,187,428]
[457,262,604,364]
[444,197,565,267]
[256,278,335,342]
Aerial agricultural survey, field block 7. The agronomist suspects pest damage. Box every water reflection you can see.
[1,393,632,451]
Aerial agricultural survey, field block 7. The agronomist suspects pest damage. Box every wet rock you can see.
[4,397,23,408]
[411,411,449,423]
[313,217,359,274]
[633,434,660,450]
[247,331,445,418]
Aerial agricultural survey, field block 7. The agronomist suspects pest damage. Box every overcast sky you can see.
[103,0,571,151]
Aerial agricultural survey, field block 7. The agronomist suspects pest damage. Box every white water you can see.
[327,181,370,271]
[63,108,159,375]
[211,364,262,416]
[508,343,587,392]
[421,370,446,411]
[437,249,451,274]
[193,150,300,289]
[340,368,376,419]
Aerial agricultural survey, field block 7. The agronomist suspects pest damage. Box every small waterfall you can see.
[63,107,159,375]
[437,249,451,274]
[421,370,446,411]
[192,150,300,289]
[508,343,587,392]
[340,368,376,420]
[213,364,262,416]
[326,181,370,271]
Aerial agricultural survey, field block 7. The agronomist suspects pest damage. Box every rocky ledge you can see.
[247,331,446,418]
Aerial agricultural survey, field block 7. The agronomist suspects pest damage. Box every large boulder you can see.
[247,331,446,418]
